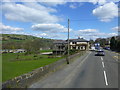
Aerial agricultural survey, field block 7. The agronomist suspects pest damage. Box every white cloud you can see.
[69,4,77,9]
[72,28,99,40]
[69,2,84,9]
[31,23,70,33]
[23,2,57,12]
[97,0,106,5]
[40,1,66,6]
[0,23,24,34]
[2,0,119,4]
[107,33,117,36]
[32,32,67,39]
[78,29,98,33]
[88,0,98,4]
[112,26,120,31]
[2,2,61,23]
[73,28,118,40]
[31,23,72,39]
[39,33,48,37]
[93,2,118,22]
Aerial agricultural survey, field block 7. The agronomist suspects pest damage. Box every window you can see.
[72,42,76,44]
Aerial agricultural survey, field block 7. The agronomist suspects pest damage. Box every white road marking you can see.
[81,52,91,63]
[102,62,105,68]
[101,57,103,61]
[103,71,108,86]
[100,57,108,86]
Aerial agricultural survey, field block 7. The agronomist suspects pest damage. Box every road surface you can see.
[30,50,118,88]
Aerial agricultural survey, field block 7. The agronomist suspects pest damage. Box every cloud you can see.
[32,32,67,39]
[69,4,77,9]
[78,29,98,33]
[2,2,61,23]
[31,23,70,33]
[0,23,24,34]
[69,2,84,9]
[88,0,106,5]
[73,28,117,40]
[40,1,66,6]
[92,2,118,22]
[72,28,99,40]
[69,4,76,9]
[39,33,48,36]
[112,26,120,31]
[31,23,73,39]
[2,0,119,4]
[107,33,117,36]
[97,0,106,5]
[23,2,57,12]
[2,1,118,24]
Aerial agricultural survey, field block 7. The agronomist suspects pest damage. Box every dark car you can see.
[95,50,105,56]
[103,47,110,50]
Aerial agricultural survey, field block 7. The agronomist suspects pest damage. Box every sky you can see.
[0,0,120,40]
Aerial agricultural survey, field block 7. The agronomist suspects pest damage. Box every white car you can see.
[90,47,95,51]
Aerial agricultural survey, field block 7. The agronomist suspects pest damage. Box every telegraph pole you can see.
[66,19,70,64]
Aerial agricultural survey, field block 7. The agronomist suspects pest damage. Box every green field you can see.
[40,49,52,53]
[2,53,63,82]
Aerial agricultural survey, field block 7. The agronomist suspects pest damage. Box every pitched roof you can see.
[54,38,89,44]
[68,38,89,42]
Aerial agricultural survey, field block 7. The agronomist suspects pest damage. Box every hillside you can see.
[1,34,39,42]
[1,34,54,50]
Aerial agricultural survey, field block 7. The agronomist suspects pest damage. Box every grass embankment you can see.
[2,53,64,82]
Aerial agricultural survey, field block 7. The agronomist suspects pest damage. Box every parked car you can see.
[103,47,110,50]
[95,50,105,56]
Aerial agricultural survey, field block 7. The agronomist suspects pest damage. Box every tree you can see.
[23,39,42,55]
[95,38,107,47]
[89,39,94,45]
[116,40,120,52]
[23,40,33,55]
[110,37,116,50]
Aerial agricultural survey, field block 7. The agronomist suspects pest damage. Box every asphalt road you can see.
[30,50,118,88]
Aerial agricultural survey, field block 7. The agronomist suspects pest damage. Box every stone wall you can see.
[2,51,85,88]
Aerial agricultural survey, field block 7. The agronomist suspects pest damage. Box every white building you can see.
[69,38,89,50]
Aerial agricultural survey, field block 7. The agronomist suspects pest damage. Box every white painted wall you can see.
[77,42,88,44]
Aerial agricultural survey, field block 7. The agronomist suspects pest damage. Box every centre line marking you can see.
[101,57,103,61]
[102,62,105,68]
[104,71,109,86]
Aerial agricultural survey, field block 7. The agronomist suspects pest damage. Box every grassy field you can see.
[2,53,63,82]
[40,49,52,53]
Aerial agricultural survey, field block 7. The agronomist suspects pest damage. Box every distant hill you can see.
[1,34,54,50]
[1,34,39,41]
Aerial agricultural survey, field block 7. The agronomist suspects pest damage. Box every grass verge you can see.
[2,53,63,82]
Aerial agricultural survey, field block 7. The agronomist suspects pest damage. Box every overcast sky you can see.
[1,0,119,40]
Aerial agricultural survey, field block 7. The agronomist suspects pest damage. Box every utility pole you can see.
[66,19,70,64]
